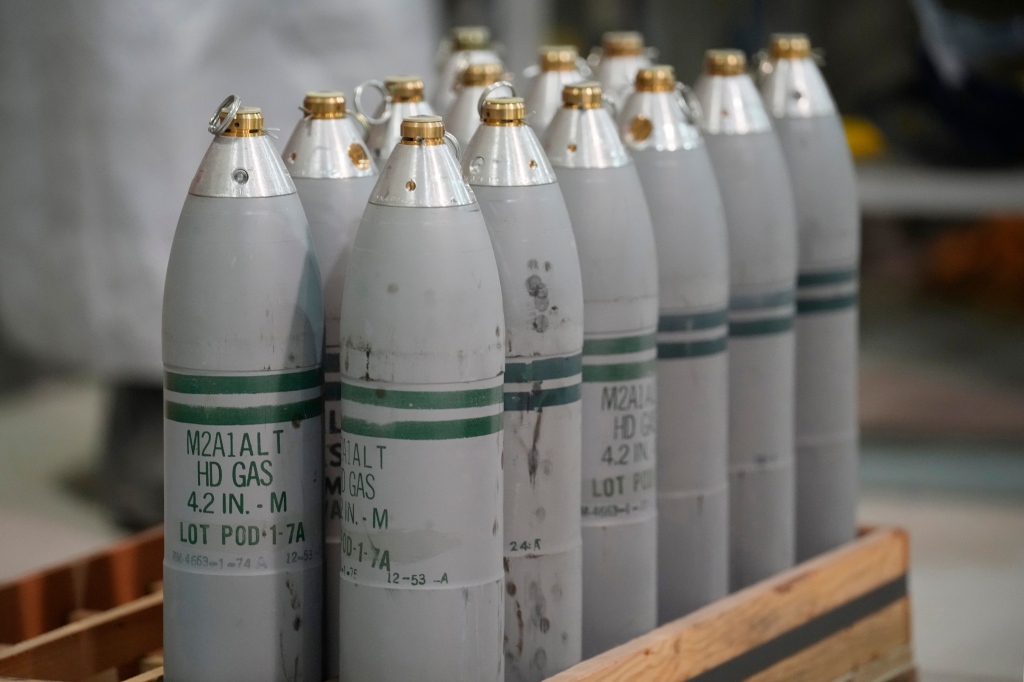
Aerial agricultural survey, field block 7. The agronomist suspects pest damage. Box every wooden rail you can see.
[0,526,912,682]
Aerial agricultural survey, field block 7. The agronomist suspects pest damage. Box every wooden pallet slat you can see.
[0,592,162,681]
[0,527,163,645]
[0,526,912,682]
[548,527,910,682]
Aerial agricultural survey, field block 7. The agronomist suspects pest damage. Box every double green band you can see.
[797,269,857,287]
[797,293,858,314]
[582,334,655,356]
[339,382,502,410]
[505,354,582,383]
[657,337,727,359]
[341,414,502,440]
[165,397,323,426]
[582,360,655,382]
[505,383,581,411]
[658,309,728,332]
[165,369,321,395]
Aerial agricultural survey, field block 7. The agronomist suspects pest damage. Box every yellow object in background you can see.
[844,115,886,159]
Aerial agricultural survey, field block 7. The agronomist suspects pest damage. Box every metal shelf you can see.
[857,161,1024,220]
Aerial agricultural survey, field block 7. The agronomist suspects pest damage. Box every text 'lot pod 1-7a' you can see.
[543,81,659,658]
[162,96,324,682]
[281,89,377,680]
[618,65,731,623]
[463,96,585,681]
[337,115,506,681]
[695,50,799,591]
[759,33,861,561]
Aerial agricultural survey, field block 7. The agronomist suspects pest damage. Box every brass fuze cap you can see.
[385,76,425,102]
[452,26,490,50]
[704,49,746,76]
[482,97,525,126]
[770,33,811,59]
[539,45,578,72]
[303,91,346,118]
[219,106,264,137]
[562,81,603,109]
[602,31,644,57]
[636,65,675,92]
[401,115,445,144]
[460,62,504,87]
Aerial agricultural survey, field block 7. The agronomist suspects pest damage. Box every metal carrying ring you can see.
[208,94,241,135]
[576,56,593,78]
[586,46,603,70]
[675,82,703,125]
[352,111,371,137]
[443,131,461,160]
[522,64,540,80]
[354,80,391,126]
[477,81,516,117]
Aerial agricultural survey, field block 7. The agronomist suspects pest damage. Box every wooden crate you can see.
[0,526,912,682]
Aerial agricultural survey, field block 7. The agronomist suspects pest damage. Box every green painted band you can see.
[341,414,502,440]
[504,383,581,411]
[505,354,582,383]
[658,309,728,332]
[583,334,656,356]
[340,382,502,410]
[729,317,794,337]
[657,336,727,359]
[165,397,323,425]
[582,360,655,382]
[729,290,795,311]
[797,269,858,287]
[165,369,321,395]
[797,294,858,314]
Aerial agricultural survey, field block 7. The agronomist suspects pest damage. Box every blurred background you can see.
[0,1,1021,680]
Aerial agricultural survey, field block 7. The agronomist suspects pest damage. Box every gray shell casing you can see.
[772,114,860,561]
[702,130,799,591]
[162,192,324,682]
[627,141,731,620]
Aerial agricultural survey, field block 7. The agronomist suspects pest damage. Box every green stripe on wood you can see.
[165,398,323,425]
[582,360,655,382]
[797,294,858,314]
[504,384,581,411]
[729,317,794,337]
[165,369,321,395]
[657,337,727,359]
[340,382,502,410]
[797,269,858,287]
[341,414,502,440]
[505,354,582,383]
[583,334,656,356]
[658,309,728,332]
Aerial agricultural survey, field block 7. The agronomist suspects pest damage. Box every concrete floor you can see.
[0,376,1021,681]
